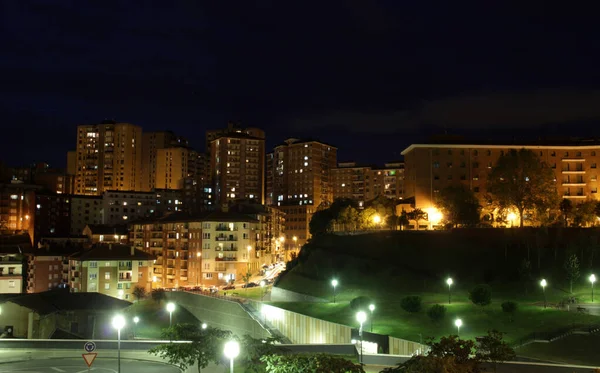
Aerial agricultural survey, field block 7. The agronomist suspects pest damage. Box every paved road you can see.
[0,358,180,373]
[491,362,599,373]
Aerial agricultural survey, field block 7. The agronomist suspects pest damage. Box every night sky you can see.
[2,1,600,168]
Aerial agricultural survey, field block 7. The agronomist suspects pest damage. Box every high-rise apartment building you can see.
[73,120,142,195]
[34,192,71,243]
[68,244,154,301]
[402,142,600,214]
[155,147,196,190]
[332,162,405,205]
[211,132,265,206]
[141,131,190,192]
[70,196,103,235]
[269,139,337,249]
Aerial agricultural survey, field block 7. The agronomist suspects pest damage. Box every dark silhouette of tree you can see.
[469,284,492,307]
[559,199,573,227]
[407,208,427,230]
[151,288,166,304]
[488,149,558,227]
[132,285,147,302]
[564,253,580,294]
[437,185,481,227]
[573,200,598,227]
[475,330,516,373]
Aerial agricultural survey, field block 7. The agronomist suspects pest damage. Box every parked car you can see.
[242,282,259,288]
[223,284,236,290]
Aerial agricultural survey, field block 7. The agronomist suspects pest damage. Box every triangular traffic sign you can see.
[82,353,97,367]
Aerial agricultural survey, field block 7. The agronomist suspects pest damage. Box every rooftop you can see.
[1,290,131,316]
[274,138,337,149]
[84,224,128,236]
[70,243,155,261]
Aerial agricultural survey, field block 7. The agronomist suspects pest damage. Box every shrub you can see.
[350,296,373,311]
[501,301,518,321]
[469,284,492,307]
[400,296,422,313]
[427,304,447,323]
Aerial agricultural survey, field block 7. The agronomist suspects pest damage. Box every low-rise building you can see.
[83,224,129,244]
[0,290,130,339]
[69,244,154,301]
[70,195,103,235]
[26,241,83,293]
[0,234,31,293]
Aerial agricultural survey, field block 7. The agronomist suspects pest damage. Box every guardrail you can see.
[0,339,188,350]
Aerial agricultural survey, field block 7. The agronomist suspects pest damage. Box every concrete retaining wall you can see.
[167,292,269,339]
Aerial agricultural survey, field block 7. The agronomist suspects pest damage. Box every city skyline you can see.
[3,2,600,167]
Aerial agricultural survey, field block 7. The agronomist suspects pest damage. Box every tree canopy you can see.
[437,185,481,227]
[488,149,558,227]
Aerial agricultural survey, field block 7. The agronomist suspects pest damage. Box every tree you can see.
[132,285,147,303]
[437,185,481,227]
[501,301,518,322]
[398,210,410,229]
[407,208,427,230]
[518,258,532,294]
[469,284,492,307]
[309,209,334,236]
[573,200,598,227]
[358,207,379,229]
[336,206,361,232]
[488,149,558,227]
[350,296,373,311]
[559,199,573,227]
[151,288,166,304]
[239,335,287,373]
[149,323,232,373]
[564,253,580,294]
[261,353,364,373]
[427,304,447,323]
[400,296,422,313]
[242,270,252,291]
[475,330,516,373]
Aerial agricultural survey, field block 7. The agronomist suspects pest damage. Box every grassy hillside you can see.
[274,229,600,346]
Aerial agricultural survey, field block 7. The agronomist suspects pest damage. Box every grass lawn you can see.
[123,299,200,339]
[272,272,600,344]
[516,334,600,366]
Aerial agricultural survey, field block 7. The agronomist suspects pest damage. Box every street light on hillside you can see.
[356,311,367,364]
[590,274,597,302]
[540,279,547,308]
[446,278,453,304]
[454,318,462,336]
[133,316,139,339]
[331,279,339,303]
[369,304,375,332]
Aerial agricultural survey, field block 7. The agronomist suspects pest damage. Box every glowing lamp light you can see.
[590,274,597,284]
[133,316,139,324]
[369,304,375,312]
[356,311,367,324]
[223,340,240,359]
[112,314,126,330]
[447,278,453,286]
[426,208,443,224]
[331,279,338,288]
[540,279,547,288]
[166,302,176,313]
[507,212,517,221]
[201,323,207,329]
[372,215,381,224]
[455,318,462,328]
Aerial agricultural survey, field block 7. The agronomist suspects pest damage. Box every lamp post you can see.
[373,214,381,230]
[201,323,207,330]
[293,236,298,260]
[260,280,266,300]
[369,304,375,332]
[112,315,126,373]
[454,318,462,336]
[279,237,285,261]
[133,316,139,339]
[223,340,240,373]
[446,278,453,304]
[356,311,367,364]
[540,279,547,308]
[590,274,597,302]
[166,302,176,327]
[331,279,338,303]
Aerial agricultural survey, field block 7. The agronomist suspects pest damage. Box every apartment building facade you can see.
[73,121,142,195]
[0,182,39,240]
[155,147,197,190]
[402,143,600,212]
[70,196,103,235]
[33,192,71,244]
[69,244,154,301]
[141,131,189,192]
[211,133,265,206]
[269,139,337,249]
[332,162,405,206]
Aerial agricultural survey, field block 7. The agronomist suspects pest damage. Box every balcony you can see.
[118,276,132,282]
[166,274,175,279]
[222,247,238,252]
[180,276,188,281]
[216,236,237,242]
[564,195,587,199]
[216,225,237,231]
[561,158,585,162]
[562,169,585,174]
[215,257,237,262]
[562,182,586,186]
[215,267,227,272]
[118,265,132,271]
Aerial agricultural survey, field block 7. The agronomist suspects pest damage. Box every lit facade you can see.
[73,121,142,195]
[269,139,337,249]
[0,183,38,240]
[332,162,405,206]
[69,244,154,301]
[0,251,23,293]
[70,196,103,235]
[402,143,600,212]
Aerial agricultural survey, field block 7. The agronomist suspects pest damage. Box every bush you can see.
[469,284,492,307]
[501,301,518,321]
[350,296,373,311]
[400,296,422,313]
[427,304,447,322]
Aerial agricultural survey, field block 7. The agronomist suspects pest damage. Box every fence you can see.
[514,323,600,348]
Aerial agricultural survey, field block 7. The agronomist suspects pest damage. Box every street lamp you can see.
[372,214,381,227]
[112,314,126,373]
[356,311,367,364]
[166,302,176,327]
[507,212,517,228]
[133,316,139,339]
[223,340,240,373]
[540,279,547,308]
[331,279,338,303]
[590,274,597,302]
[446,278,453,304]
[260,280,267,300]
[454,318,462,336]
[369,304,375,332]
[201,323,207,330]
